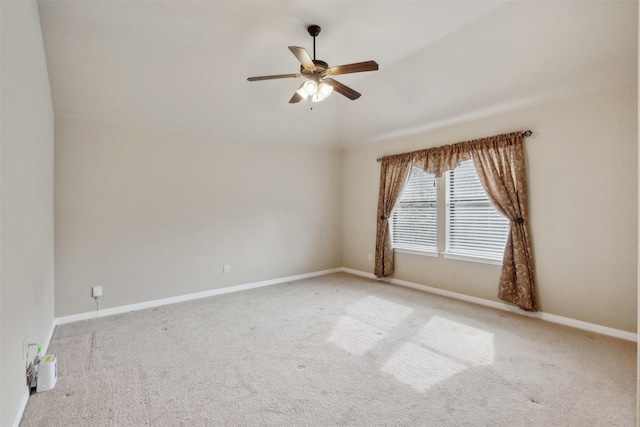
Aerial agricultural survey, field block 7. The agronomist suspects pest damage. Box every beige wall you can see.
[0,1,56,426]
[54,117,342,316]
[343,82,638,333]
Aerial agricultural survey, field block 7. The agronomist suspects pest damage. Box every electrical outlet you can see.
[223,265,230,274]
[23,335,29,360]
[92,286,103,298]
[368,254,373,261]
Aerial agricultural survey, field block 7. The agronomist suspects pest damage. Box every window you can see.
[392,166,437,253]
[446,159,509,260]
[391,159,509,263]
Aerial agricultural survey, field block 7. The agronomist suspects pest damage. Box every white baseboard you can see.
[55,268,342,326]
[340,267,637,342]
[53,265,637,342]
[11,388,30,427]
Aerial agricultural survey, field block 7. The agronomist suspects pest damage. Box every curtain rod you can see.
[376,130,533,162]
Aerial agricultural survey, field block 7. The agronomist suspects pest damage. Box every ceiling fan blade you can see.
[289,92,303,104]
[288,46,316,71]
[247,73,301,82]
[326,61,379,76]
[289,82,306,104]
[324,78,361,100]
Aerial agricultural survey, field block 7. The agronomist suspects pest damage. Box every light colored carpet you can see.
[21,273,636,426]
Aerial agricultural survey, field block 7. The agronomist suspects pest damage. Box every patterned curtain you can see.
[469,132,536,311]
[374,153,414,277]
[413,141,471,177]
[374,131,536,311]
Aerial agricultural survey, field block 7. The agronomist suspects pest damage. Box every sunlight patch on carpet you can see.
[345,296,414,330]
[381,316,495,391]
[382,342,466,392]
[328,296,413,356]
[328,316,388,356]
[416,316,494,366]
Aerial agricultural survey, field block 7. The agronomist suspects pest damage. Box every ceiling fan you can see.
[247,25,378,104]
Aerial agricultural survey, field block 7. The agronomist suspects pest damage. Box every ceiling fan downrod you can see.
[307,25,321,61]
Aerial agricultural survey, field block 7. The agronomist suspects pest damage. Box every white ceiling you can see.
[38,1,638,147]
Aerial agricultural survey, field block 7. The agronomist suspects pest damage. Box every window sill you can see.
[442,252,503,266]
[394,248,439,258]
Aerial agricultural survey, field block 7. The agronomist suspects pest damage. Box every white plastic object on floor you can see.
[36,354,57,392]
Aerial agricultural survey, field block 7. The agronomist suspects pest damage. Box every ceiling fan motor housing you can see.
[301,60,328,75]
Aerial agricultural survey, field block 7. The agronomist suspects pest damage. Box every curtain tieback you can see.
[380,215,389,220]
[512,218,525,224]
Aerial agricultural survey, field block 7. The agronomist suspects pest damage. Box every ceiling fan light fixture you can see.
[312,82,334,103]
[302,80,318,96]
[295,87,309,101]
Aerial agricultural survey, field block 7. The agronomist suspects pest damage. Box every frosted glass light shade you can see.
[311,82,334,103]
[296,87,309,101]
[302,80,318,96]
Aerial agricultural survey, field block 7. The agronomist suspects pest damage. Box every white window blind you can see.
[392,166,437,252]
[446,159,509,260]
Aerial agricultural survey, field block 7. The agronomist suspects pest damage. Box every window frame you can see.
[391,166,438,256]
[444,159,509,264]
[390,160,509,265]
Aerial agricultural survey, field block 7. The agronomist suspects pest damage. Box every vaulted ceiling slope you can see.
[38,1,638,147]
